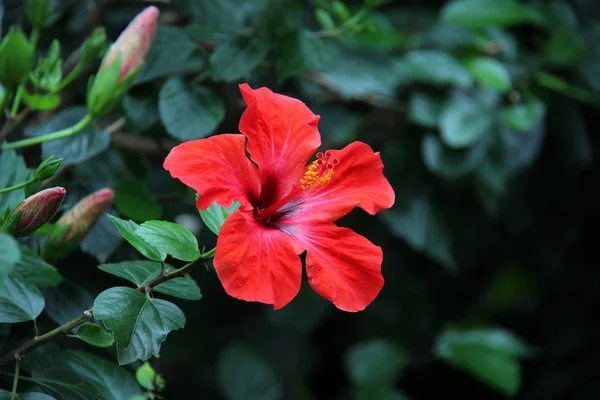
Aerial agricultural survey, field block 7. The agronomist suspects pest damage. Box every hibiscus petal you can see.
[239,83,321,206]
[294,221,384,312]
[163,134,261,210]
[214,210,302,309]
[295,141,395,222]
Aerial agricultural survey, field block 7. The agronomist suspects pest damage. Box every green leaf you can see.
[13,249,62,287]
[42,280,94,325]
[0,232,20,278]
[98,260,201,300]
[439,90,495,148]
[0,272,45,322]
[381,197,456,269]
[275,30,330,82]
[463,56,511,92]
[122,90,159,134]
[135,26,207,85]
[0,390,56,400]
[21,90,61,111]
[199,201,240,235]
[421,134,487,180]
[345,339,408,386]
[80,213,122,263]
[135,362,165,391]
[441,0,543,28]
[74,323,114,347]
[93,287,186,365]
[502,95,546,133]
[107,215,166,262]
[408,93,442,128]
[436,327,534,395]
[354,387,411,400]
[209,36,269,81]
[158,77,225,141]
[29,367,103,400]
[65,350,141,400]
[398,50,473,89]
[135,220,200,262]
[218,344,282,400]
[24,107,109,165]
[0,150,30,212]
[113,180,161,222]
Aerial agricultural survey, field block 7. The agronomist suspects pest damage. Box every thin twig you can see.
[0,249,216,367]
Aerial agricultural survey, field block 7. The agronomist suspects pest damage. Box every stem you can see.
[30,28,40,47]
[0,108,32,143]
[51,64,85,94]
[536,72,600,107]
[0,176,37,194]
[0,89,9,110]
[9,86,23,117]
[11,359,20,395]
[0,248,216,367]
[2,113,94,150]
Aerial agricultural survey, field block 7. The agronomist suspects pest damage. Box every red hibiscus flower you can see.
[163,84,395,312]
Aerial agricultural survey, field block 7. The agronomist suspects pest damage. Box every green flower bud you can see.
[80,27,108,67]
[35,156,63,181]
[25,0,51,28]
[0,27,35,91]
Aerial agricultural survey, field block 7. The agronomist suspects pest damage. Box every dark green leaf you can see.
[13,248,62,287]
[0,272,44,322]
[24,107,109,165]
[209,36,269,81]
[80,212,122,263]
[93,287,186,365]
[42,280,94,325]
[381,197,456,269]
[463,56,511,92]
[107,215,165,261]
[218,344,282,400]
[408,93,442,128]
[345,339,408,386]
[74,323,114,347]
[158,77,225,141]
[199,201,240,235]
[422,134,487,180]
[98,260,201,300]
[135,26,207,85]
[502,95,546,133]
[113,180,161,222]
[0,390,56,400]
[0,150,30,212]
[0,231,20,278]
[439,90,495,148]
[441,0,543,28]
[398,50,473,89]
[122,90,159,134]
[135,220,200,262]
[436,327,534,395]
[275,30,331,82]
[354,387,411,400]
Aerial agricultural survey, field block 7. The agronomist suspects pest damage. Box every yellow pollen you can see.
[300,160,334,191]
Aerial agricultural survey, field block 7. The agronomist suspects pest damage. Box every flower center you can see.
[256,151,339,223]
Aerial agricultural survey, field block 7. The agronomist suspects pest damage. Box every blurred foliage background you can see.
[2,0,600,398]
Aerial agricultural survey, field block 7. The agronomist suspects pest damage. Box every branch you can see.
[0,248,216,367]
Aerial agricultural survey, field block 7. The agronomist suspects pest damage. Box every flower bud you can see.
[0,27,35,91]
[35,156,63,181]
[25,0,51,29]
[6,187,66,237]
[80,27,108,67]
[86,6,159,117]
[42,188,114,262]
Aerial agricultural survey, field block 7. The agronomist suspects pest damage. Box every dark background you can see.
[2,0,600,399]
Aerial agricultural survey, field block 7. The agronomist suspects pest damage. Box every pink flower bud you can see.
[101,6,159,80]
[10,187,66,237]
[57,188,114,243]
